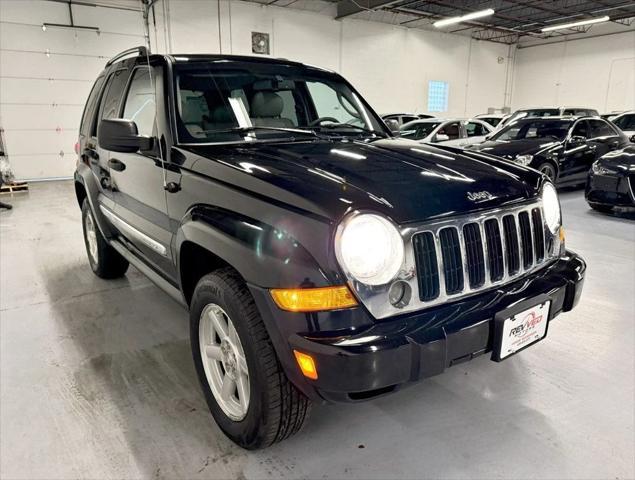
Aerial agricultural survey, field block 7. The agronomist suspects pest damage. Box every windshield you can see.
[399,122,441,140]
[491,119,573,141]
[173,61,386,143]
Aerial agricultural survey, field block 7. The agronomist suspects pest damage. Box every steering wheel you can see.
[309,117,339,127]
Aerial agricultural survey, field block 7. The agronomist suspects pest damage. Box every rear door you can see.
[107,65,176,280]
[463,120,491,146]
[88,68,131,213]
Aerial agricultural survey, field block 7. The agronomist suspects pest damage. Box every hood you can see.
[178,138,542,225]
[470,138,562,160]
[598,145,635,173]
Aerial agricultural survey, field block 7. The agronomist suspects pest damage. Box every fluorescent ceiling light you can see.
[434,8,495,28]
[541,16,610,32]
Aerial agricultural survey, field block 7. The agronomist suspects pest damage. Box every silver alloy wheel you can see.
[199,303,250,421]
[84,209,98,265]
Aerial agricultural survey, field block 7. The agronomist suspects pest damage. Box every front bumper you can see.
[249,251,586,403]
[585,172,635,207]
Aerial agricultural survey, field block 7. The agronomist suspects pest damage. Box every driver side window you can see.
[438,122,461,140]
[122,67,157,137]
[571,121,589,138]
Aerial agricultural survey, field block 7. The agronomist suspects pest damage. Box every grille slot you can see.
[463,223,485,288]
[518,211,533,269]
[484,219,504,282]
[502,215,520,275]
[439,228,464,294]
[412,232,440,301]
[531,208,545,262]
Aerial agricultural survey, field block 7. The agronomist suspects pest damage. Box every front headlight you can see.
[515,154,533,166]
[542,182,561,234]
[592,161,613,175]
[336,213,404,286]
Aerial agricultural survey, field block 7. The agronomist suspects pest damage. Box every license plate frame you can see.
[492,296,552,362]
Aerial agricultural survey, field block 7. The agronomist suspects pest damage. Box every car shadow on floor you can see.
[42,261,566,479]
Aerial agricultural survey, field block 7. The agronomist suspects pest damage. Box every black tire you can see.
[81,199,129,279]
[537,162,557,182]
[589,202,613,213]
[190,267,311,450]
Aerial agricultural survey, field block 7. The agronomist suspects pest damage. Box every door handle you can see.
[108,158,126,172]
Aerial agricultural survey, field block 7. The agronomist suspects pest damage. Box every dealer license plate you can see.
[497,301,550,360]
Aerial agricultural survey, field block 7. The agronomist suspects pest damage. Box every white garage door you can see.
[0,0,145,180]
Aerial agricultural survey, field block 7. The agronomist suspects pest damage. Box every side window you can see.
[438,121,461,140]
[588,119,616,138]
[97,69,130,125]
[465,121,487,137]
[571,121,589,138]
[122,68,157,137]
[80,76,104,134]
[614,114,635,130]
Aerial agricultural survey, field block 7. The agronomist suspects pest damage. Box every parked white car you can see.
[610,111,635,140]
[399,118,494,147]
[475,113,511,129]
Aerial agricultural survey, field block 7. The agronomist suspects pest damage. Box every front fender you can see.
[175,205,332,289]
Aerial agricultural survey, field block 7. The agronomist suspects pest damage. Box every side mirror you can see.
[98,119,153,153]
[630,134,635,144]
[384,119,400,133]
[434,133,450,143]
[568,135,586,146]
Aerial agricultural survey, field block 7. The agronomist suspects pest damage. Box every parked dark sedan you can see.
[585,146,635,212]
[469,116,630,186]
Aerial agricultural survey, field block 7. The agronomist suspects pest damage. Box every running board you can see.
[110,239,187,308]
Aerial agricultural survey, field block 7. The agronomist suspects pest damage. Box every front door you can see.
[559,120,595,184]
[107,65,176,281]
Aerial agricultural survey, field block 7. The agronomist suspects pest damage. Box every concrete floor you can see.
[1,180,634,480]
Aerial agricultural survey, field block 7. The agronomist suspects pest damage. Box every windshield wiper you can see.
[201,126,321,138]
[312,123,389,138]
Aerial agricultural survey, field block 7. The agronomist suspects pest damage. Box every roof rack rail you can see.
[105,46,149,67]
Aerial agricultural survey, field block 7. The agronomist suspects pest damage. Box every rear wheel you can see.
[81,199,129,278]
[589,202,613,213]
[537,162,557,182]
[190,268,311,449]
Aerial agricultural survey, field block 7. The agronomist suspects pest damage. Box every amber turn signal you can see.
[270,286,357,312]
[293,350,318,380]
[559,226,566,242]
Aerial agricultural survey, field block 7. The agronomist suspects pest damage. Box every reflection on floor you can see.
[1,181,634,479]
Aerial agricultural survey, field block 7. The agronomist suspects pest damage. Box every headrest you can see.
[181,95,209,124]
[211,105,234,123]
[251,92,283,118]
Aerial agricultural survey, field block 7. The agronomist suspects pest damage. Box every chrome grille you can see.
[411,202,552,305]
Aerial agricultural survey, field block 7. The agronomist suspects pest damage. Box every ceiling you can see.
[245,0,635,44]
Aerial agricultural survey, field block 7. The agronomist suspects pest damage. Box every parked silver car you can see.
[399,118,494,147]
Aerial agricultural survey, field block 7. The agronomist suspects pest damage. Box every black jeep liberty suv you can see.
[74,47,586,449]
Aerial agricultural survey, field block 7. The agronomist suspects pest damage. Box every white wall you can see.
[512,30,635,113]
[0,0,145,180]
[150,0,511,117]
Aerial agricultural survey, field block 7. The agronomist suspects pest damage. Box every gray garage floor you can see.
[1,180,634,480]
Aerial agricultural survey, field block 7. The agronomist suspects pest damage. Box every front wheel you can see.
[81,199,129,278]
[537,162,557,182]
[190,268,311,449]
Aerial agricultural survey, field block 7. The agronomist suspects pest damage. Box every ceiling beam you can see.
[335,0,403,19]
